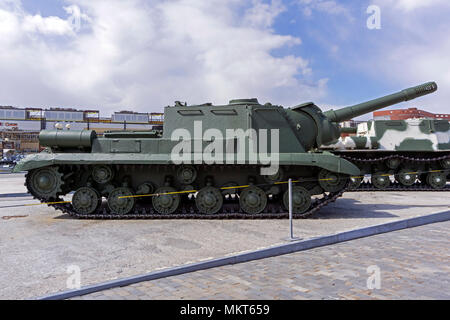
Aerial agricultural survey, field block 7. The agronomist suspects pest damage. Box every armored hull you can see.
[14,82,441,218]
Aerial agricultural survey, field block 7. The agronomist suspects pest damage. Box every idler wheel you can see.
[72,187,102,215]
[395,168,418,186]
[176,165,197,185]
[282,186,311,214]
[152,187,180,214]
[318,169,347,193]
[195,186,223,214]
[372,172,391,189]
[92,165,114,184]
[107,187,135,214]
[426,172,446,189]
[239,186,267,214]
[348,176,362,190]
[28,167,63,200]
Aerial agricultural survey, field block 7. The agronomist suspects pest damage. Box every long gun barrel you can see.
[324,82,438,123]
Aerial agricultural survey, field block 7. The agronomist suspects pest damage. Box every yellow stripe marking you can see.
[24,201,71,206]
[119,190,198,199]
[221,185,249,190]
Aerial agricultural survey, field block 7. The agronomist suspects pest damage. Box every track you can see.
[340,153,450,192]
[24,152,450,219]
[25,170,348,220]
[45,177,449,218]
[340,153,449,165]
[49,189,347,220]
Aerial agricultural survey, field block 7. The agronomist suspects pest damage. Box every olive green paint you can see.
[396,139,434,151]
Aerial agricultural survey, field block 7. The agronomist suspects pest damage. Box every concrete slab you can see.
[0,173,449,299]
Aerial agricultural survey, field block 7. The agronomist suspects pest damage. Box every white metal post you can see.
[289,178,293,239]
[287,178,301,242]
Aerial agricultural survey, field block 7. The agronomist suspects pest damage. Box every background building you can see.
[0,106,164,156]
[373,108,450,120]
[338,107,450,138]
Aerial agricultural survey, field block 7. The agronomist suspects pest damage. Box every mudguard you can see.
[14,151,360,176]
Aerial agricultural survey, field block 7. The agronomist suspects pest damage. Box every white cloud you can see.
[0,0,327,114]
[22,14,74,35]
[243,0,286,29]
[361,1,450,114]
[390,0,449,11]
[297,0,353,20]
[0,2,87,37]
[0,8,21,45]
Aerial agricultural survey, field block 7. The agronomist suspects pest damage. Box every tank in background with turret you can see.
[323,117,449,190]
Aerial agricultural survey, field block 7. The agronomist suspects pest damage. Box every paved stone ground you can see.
[1,173,449,299]
[73,221,450,300]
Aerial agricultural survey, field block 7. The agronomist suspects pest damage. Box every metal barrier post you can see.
[289,178,293,238]
[286,178,301,242]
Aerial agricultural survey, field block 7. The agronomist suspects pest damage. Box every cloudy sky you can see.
[0,0,448,117]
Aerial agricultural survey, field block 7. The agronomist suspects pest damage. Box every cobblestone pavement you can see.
[73,221,450,300]
[4,174,449,300]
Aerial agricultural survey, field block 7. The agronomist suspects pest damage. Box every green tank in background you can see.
[13,82,440,218]
[324,118,449,190]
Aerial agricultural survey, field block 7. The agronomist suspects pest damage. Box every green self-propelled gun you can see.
[14,82,439,218]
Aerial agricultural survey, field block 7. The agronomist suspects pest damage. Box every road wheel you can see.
[239,186,267,214]
[195,187,223,214]
[152,187,180,214]
[282,186,311,214]
[372,173,390,189]
[107,187,135,214]
[72,187,102,215]
[426,172,446,189]
[395,168,418,186]
[318,169,347,192]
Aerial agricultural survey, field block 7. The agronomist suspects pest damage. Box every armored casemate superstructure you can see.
[14,82,440,219]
